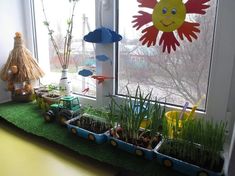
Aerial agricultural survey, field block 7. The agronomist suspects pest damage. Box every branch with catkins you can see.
[41,0,79,69]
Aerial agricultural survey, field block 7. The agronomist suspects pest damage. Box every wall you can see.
[0,0,31,103]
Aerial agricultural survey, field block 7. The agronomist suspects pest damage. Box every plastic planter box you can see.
[66,116,108,144]
[154,141,224,176]
[106,131,157,160]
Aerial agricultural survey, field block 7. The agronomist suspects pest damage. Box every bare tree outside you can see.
[118,1,217,110]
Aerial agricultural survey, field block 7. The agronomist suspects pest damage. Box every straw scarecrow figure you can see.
[0,32,44,101]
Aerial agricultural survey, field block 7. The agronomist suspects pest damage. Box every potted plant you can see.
[42,84,61,111]
[34,84,61,111]
[34,85,50,109]
[66,106,112,144]
[107,86,164,160]
[155,114,227,176]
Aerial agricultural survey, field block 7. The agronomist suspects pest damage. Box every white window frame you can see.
[26,0,235,124]
[99,0,235,124]
[205,0,235,122]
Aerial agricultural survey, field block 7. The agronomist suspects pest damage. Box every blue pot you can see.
[154,141,224,176]
[106,131,157,160]
[66,116,108,144]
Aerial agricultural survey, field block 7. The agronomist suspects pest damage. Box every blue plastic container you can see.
[66,116,108,144]
[106,131,157,160]
[154,141,224,176]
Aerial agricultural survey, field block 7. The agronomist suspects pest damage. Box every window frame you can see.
[205,0,235,122]
[31,0,98,107]
[27,0,234,123]
[101,0,235,123]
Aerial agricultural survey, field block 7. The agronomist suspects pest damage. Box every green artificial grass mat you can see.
[0,101,184,176]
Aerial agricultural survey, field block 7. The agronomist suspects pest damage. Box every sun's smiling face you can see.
[152,0,186,32]
[132,0,210,53]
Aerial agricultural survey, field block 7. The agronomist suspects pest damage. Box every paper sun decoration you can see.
[132,0,210,53]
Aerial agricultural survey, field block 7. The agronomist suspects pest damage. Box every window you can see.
[73,98,79,106]
[117,0,218,111]
[34,0,96,97]
[30,0,234,122]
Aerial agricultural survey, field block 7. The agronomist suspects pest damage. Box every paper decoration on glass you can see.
[78,69,93,77]
[132,0,210,53]
[96,55,109,62]
[91,75,114,84]
[84,27,122,44]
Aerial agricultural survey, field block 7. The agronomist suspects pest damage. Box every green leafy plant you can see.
[107,98,119,129]
[109,85,165,149]
[44,84,60,97]
[78,105,115,133]
[182,118,227,169]
[83,106,109,119]
[160,115,227,171]
[35,84,61,111]
[140,100,165,147]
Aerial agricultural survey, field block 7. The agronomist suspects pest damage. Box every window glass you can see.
[117,0,217,110]
[34,0,96,97]
[73,98,79,106]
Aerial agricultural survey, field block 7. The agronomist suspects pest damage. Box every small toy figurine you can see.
[44,96,81,125]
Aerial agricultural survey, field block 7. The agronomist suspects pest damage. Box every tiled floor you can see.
[0,121,119,176]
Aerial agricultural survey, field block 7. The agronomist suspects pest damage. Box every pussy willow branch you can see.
[41,0,63,67]
[41,0,78,69]
[64,1,77,69]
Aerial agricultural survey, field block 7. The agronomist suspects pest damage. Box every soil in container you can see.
[71,116,111,134]
[110,127,162,150]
